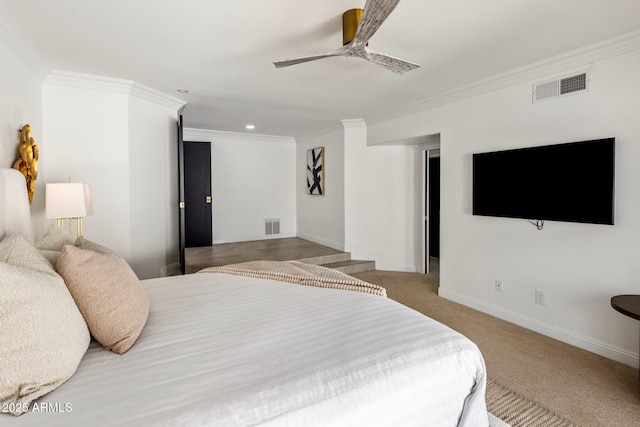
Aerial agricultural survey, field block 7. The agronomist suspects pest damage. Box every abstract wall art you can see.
[306,147,324,195]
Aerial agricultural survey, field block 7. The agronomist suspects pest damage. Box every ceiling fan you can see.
[273,0,420,74]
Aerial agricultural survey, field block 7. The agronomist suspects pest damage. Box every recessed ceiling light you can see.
[245,124,255,130]
[177,89,189,93]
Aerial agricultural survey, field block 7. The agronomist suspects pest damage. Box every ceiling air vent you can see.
[533,71,589,103]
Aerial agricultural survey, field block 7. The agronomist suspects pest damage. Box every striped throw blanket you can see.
[199,260,386,297]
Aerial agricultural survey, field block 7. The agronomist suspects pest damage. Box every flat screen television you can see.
[472,138,615,225]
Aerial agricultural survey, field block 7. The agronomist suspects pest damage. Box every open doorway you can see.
[375,133,440,274]
[420,136,440,275]
[425,150,440,275]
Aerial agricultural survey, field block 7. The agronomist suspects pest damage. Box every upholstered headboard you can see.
[0,168,34,242]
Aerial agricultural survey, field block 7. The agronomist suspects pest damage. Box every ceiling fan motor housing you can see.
[343,8,363,45]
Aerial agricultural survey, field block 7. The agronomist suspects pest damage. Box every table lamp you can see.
[45,182,93,237]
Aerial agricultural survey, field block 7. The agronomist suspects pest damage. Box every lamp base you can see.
[56,217,84,237]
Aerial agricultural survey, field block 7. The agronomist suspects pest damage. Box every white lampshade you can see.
[46,183,93,219]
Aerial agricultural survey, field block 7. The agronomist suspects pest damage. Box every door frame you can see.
[177,114,186,275]
[420,141,441,274]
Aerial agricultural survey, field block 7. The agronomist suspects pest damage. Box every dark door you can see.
[184,141,212,248]
[428,156,440,258]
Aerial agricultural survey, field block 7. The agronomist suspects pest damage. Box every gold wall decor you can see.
[12,124,39,204]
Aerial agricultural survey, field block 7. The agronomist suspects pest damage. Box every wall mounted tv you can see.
[472,138,615,225]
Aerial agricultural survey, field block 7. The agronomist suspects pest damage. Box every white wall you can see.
[296,127,345,250]
[128,96,179,278]
[42,72,184,279]
[184,129,296,244]
[367,49,640,366]
[0,17,46,237]
[42,82,131,254]
[296,120,420,270]
[343,120,420,271]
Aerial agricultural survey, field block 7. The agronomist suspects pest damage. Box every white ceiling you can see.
[3,0,640,138]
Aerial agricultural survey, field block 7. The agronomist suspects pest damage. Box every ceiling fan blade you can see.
[352,0,401,45]
[273,47,348,69]
[362,49,420,74]
[273,0,418,74]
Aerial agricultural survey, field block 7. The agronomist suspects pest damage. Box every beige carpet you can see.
[352,270,640,427]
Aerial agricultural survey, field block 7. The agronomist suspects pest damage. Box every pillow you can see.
[38,249,61,266]
[0,236,90,416]
[0,234,59,277]
[56,245,149,355]
[34,223,75,251]
[74,237,116,256]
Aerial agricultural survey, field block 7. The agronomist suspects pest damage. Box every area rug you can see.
[486,379,575,427]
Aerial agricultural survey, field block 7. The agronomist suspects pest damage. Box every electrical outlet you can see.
[535,290,546,305]
[495,280,503,292]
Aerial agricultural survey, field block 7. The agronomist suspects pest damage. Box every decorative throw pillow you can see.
[38,249,61,266]
[0,234,59,277]
[56,245,149,355]
[34,223,75,251]
[0,236,90,416]
[74,237,116,256]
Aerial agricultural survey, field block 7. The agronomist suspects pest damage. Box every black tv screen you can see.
[472,138,615,225]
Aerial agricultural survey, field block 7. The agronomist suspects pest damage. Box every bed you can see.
[1,168,489,426]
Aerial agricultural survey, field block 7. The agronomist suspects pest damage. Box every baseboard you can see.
[213,233,296,245]
[438,288,639,368]
[295,232,345,251]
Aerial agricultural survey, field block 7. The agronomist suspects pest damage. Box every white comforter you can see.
[10,272,488,426]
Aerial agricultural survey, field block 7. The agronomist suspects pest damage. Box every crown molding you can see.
[296,119,366,142]
[129,82,186,111]
[367,29,640,126]
[184,127,295,144]
[296,122,344,143]
[341,119,366,129]
[44,70,133,93]
[44,70,186,111]
[0,2,48,80]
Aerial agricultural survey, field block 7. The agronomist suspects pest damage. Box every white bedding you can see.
[9,272,488,426]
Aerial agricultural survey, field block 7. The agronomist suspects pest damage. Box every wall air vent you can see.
[533,71,589,103]
[265,218,280,235]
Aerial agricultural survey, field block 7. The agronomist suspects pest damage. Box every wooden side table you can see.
[611,295,640,380]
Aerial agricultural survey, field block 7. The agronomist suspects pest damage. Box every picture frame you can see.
[307,147,324,195]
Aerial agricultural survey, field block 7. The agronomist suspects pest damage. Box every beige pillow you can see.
[74,237,116,256]
[0,236,90,416]
[56,245,149,355]
[34,223,75,251]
